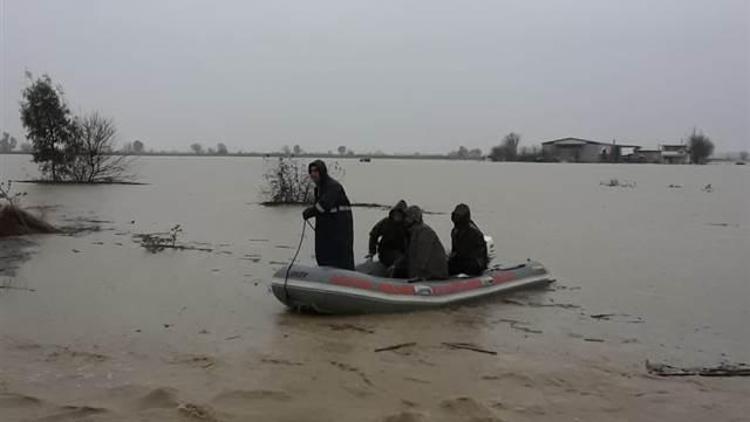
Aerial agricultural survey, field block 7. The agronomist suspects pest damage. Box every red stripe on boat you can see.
[330,276,415,295]
[432,271,517,295]
[378,283,416,295]
[432,278,483,295]
[492,272,516,284]
[330,276,375,290]
[330,270,518,296]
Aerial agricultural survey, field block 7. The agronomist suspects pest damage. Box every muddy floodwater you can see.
[1,154,748,421]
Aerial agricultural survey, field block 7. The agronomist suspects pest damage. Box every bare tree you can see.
[687,129,714,164]
[68,112,133,183]
[216,142,228,155]
[0,132,18,152]
[489,132,521,161]
[740,151,749,161]
[190,143,203,154]
[502,132,520,161]
[450,146,469,159]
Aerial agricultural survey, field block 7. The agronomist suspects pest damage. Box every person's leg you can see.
[448,256,462,275]
[390,254,409,278]
[465,260,484,276]
[355,260,388,276]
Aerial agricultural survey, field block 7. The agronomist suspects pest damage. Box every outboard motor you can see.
[484,235,496,262]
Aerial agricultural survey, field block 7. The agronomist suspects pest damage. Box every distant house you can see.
[635,149,662,163]
[660,144,689,164]
[541,137,640,163]
[542,138,611,163]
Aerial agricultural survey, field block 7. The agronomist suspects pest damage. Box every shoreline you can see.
[1,151,740,163]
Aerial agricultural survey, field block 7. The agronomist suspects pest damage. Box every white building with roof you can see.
[541,137,640,163]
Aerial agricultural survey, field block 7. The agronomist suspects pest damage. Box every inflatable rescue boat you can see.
[271,260,554,314]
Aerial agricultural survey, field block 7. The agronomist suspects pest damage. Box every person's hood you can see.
[389,199,407,219]
[405,205,423,227]
[308,160,329,182]
[451,203,471,226]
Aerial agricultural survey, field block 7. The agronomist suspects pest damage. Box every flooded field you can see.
[1,154,748,421]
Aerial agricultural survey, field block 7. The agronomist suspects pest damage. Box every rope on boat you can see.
[283,218,314,304]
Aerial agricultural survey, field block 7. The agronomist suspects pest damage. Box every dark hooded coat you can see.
[305,160,355,270]
[368,200,408,267]
[403,206,448,280]
[448,204,488,276]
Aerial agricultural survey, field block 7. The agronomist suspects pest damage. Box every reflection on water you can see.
[0,154,748,365]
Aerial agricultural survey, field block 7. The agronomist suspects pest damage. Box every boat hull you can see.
[271,261,554,314]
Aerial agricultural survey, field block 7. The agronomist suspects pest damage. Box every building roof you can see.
[614,144,642,149]
[541,137,641,148]
[541,137,606,146]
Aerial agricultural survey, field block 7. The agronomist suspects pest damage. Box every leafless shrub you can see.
[69,112,134,183]
[261,157,344,204]
[0,180,27,207]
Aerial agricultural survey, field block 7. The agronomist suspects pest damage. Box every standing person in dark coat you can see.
[302,160,355,270]
[448,203,488,276]
[398,205,448,280]
[367,200,408,268]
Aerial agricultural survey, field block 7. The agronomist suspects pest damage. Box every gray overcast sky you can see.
[1,0,748,153]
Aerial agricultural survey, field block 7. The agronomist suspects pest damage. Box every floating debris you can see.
[600,178,636,188]
[374,342,417,353]
[268,261,288,266]
[327,323,375,334]
[442,342,497,355]
[134,225,213,253]
[495,318,543,334]
[708,222,739,228]
[589,313,643,323]
[0,278,36,292]
[501,298,580,309]
[645,361,750,377]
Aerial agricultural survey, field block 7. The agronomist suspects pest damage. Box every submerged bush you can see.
[0,180,27,207]
[600,178,636,188]
[137,224,183,253]
[261,156,343,204]
[0,180,57,237]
